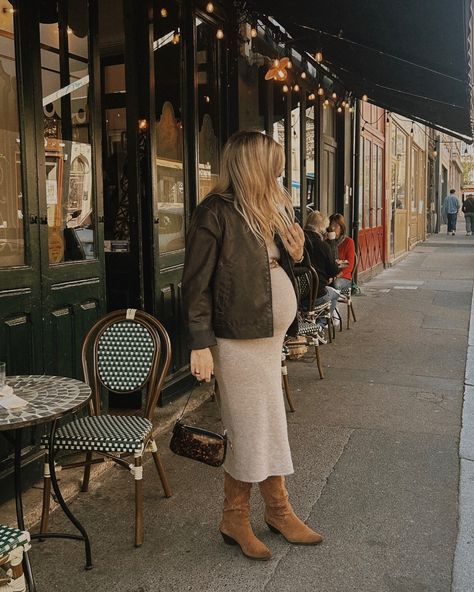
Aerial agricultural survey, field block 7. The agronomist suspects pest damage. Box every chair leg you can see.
[315,345,324,379]
[336,308,343,332]
[150,440,172,498]
[347,302,351,329]
[351,303,357,322]
[327,322,332,343]
[81,451,93,493]
[134,454,144,547]
[281,359,295,412]
[40,453,51,535]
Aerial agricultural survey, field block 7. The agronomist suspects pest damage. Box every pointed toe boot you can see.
[259,476,323,545]
[219,472,272,560]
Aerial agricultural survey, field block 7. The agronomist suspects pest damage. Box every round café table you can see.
[0,375,92,591]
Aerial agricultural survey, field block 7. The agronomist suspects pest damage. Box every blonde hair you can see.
[305,211,329,235]
[209,130,294,242]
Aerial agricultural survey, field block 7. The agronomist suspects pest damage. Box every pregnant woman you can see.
[182,131,322,561]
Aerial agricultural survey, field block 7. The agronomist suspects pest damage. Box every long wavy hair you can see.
[209,130,294,243]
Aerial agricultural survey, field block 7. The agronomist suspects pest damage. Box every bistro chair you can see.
[281,345,295,412]
[338,252,359,330]
[293,266,327,380]
[0,525,30,592]
[40,309,173,548]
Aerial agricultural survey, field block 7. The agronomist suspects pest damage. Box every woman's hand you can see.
[190,348,214,382]
[281,223,305,262]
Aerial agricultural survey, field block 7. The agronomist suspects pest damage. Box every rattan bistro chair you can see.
[0,525,30,592]
[338,252,359,330]
[40,309,173,547]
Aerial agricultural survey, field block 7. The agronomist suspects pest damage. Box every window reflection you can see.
[0,3,25,268]
[40,0,95,263]
[196,17,220,202]
[155,0,185,253]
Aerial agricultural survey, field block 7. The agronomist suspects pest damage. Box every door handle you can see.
[40,216,48,225]
[154,217,160,224]
[29,215,38,225]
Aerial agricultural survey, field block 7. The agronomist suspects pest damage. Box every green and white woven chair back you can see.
[296,273,311,300]
[97,320,156,393]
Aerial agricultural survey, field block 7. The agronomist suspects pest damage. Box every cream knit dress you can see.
[211,242,297,482]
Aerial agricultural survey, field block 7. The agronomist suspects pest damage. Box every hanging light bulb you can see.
[206,2,214,12]
[160,7,168,17]
[286,60,293,69]
[315,51,323,63]
[349,106,354,113]
[172,32,180,44]
[433,150,438,158]
[301,72,307,79]
[293,84,300,92]
[362,94,368,102]
[216,28,224,39]
[250,27,258,38]
[308,93,316,101]
[204,95,211,103]
[317,86,324,96]
[337,106,343,113]
[341,100,346,108]
[273,59,280,68]
[282,84,289,93]
[332,92,337,100]
[324,99,330,106]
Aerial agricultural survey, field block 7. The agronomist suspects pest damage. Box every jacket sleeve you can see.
[182,204,222,350]
[344,238,356,275]
[322,241,339,278]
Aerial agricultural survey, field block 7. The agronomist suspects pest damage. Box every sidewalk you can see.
[9,231,474,592]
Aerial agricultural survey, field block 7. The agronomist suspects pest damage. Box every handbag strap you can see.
[177,378,227,435]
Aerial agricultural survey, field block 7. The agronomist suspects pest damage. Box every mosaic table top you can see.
[0,375,91,430]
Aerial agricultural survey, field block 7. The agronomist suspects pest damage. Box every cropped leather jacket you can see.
[182,194,306,350]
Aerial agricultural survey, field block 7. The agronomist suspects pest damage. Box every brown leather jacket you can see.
[182,194,305,350]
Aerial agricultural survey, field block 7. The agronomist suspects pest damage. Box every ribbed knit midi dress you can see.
[211,242,297,483]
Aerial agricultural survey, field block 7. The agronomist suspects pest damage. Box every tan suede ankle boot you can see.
[219,472,272,560]
[259,476,323,545]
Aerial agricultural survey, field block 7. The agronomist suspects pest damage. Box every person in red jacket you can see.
[328,213,355,291]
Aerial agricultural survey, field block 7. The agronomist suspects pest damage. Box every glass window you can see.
[196,17,220,202]
[0,3,25,268]
[155,1,185,252]
[376,145,383,226]
[291,103,300,207]
[394,129,407,209]
[371,141,378,227]
[40,0,95,264]
[273,93,286,188]
[305,105,315,208]
[363,139,371,227]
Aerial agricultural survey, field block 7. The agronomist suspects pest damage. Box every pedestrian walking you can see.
[182,130,323,561]
[461,194,474,235]
[443,189,460,235]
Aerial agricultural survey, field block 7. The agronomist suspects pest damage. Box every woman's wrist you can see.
[293,252,304,264]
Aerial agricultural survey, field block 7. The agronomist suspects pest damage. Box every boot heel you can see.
[266,522,281,535]
[220,531,238,546]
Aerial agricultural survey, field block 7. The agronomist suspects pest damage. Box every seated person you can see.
[328,213,355,292]
[304,211,340,319]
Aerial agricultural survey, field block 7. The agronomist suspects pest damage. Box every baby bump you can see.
[271,267,297,335]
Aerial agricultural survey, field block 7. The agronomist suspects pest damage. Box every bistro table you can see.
[0,375,92,591]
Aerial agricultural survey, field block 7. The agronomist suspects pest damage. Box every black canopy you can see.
[254,0,474,141]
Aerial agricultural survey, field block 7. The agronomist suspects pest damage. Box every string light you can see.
[308,93,316,101]
[282,84,289,93]
[160,7,168,17]
[204,95,211,103]
[206,2,214,12]
[341,100,346,108]
[293,84,300,92]
[433,150,438,158]
[287,60,293,69]
[331,92,337,100]
[250,27,258,38]
[216,28,224,39]
[362,94,368,102]
[172,32,180,44]
[317,86,324,96]
[349,106,354,113]
[324,99,330,106]
[301,72,307,79]
[315,51,323,63]
[337,106,343,113]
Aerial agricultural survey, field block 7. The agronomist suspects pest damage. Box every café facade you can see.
[0,0,472,495]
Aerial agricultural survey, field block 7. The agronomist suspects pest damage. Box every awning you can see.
[253,0,474,141]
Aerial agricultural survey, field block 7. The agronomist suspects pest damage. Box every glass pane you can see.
[377,146,383,226]
[0,2,25,267]
[155,0,185,253]
[363,139,371,228]
[40,1,95,264]
[196,17,220,202]
[306,106,315,208]
[395,130,407,209]
[291,103,300,208]
[323,103,334,137]
[371,142,377,227]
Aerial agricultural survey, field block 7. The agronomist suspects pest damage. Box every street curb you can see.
[0,382,214,530]
[452,285,474,591]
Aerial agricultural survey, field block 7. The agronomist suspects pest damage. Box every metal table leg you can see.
[38,419,93,569]
[14,429,37,592]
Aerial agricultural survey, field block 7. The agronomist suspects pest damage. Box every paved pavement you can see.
[20,229,474,591]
